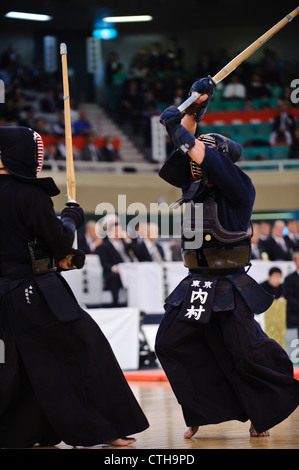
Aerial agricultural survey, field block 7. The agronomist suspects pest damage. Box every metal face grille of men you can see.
[156,79,299,438]
[0,126,149,448]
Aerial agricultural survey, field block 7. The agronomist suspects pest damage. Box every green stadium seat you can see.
[270,146,289,159]
[233,133,270,144]
[242,147,271,160]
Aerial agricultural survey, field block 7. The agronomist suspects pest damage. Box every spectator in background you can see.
[270,99,297,146]
[52,111,65,136]
[55,135,67,160]
[261,220,292,261]
[246,73,272,100]
[195,52,216,80]
[11,86,29,113]
[0,97,19,123]
[40,88,60,113]
[99,135,122,162]
[43,144,61,171]
[147,42,165,74]
[81,133,103,162]
[17,106,36,128]
[164,37,184,72]
[289,128,299,159]
[0,43,20,69]
[72,110,92,136]
[135,222,165,262]
[270,129,292,147]
[117,79,144,134]
[222,74,246,100]
[130,47,149,78]
[260,267,284,299]
[78,220,103,254]
[285,219,299,253]
[249,223,264,260]
[258,221,271,244]
[105,52,123,87]
[140,89,160,147]
[283,250,299,338]
[34,117,50,135]
[97,214,141,306]
[169,239,182,261]
[260,48,283,87]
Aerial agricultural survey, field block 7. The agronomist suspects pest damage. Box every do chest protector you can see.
[182,198,252,271]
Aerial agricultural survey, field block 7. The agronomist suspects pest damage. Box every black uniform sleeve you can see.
[283,274,299,310]
[200,146,255,207]
[19,187,75,257]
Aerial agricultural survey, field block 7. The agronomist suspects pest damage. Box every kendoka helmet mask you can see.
[33,130,44,175]
[0,126,59,196]
[190,133,242,183]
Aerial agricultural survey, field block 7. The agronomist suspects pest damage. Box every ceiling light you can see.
[102,15,153,23]
[5,11,52,21]
[93,28,118,40]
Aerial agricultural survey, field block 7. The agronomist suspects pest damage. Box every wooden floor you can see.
[51,380,299,450]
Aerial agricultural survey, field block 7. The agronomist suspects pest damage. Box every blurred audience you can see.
[105,52,124,87]
[283,250,299,336]
[0,41,299,164]
[289,128,299,159]
[78,220,104,254]
[99,135,123,162]
[258,221,271,243]
[285,219,299,253]
[249,223,265,260]
[269,99,297,146]
[72,110,93,136]
[81,133,103,161]
[260,220,292,261]
[260,267,284,299]
[222,74,246,100]
[247,73,272,100]
[96,214,141,306]
[135,222,166,262]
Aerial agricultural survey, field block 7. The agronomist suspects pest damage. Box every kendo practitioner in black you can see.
[0,126,149,448]
[155,78,299,439]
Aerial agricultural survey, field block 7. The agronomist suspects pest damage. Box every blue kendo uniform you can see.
[155,110,299,433]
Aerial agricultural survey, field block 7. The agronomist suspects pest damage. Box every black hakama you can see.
[155,276,299,434]
[0,274,149,448]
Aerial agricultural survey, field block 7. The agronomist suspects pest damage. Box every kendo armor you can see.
[183,133,252,271]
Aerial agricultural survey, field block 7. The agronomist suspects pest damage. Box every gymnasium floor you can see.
[48,369,299,450]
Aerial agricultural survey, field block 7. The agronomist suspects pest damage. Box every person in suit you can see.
[283,250,299,337]
[135,222,165,262]
[284,219,299,255]
[81,133,103,162]
[261,220,292,261]
[99,135,122,162]
[269,99,297,146]
[249,223,264,260]
[78,220,103,254]
[97,214,140,306]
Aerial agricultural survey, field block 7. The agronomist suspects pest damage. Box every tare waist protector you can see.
[182,199,251,270]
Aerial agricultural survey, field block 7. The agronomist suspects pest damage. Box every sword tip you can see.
[60,43,67,55]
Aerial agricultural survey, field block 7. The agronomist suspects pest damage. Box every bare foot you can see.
[249,423,270,437]
[184,426,199,439]
[106,437,136,446]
